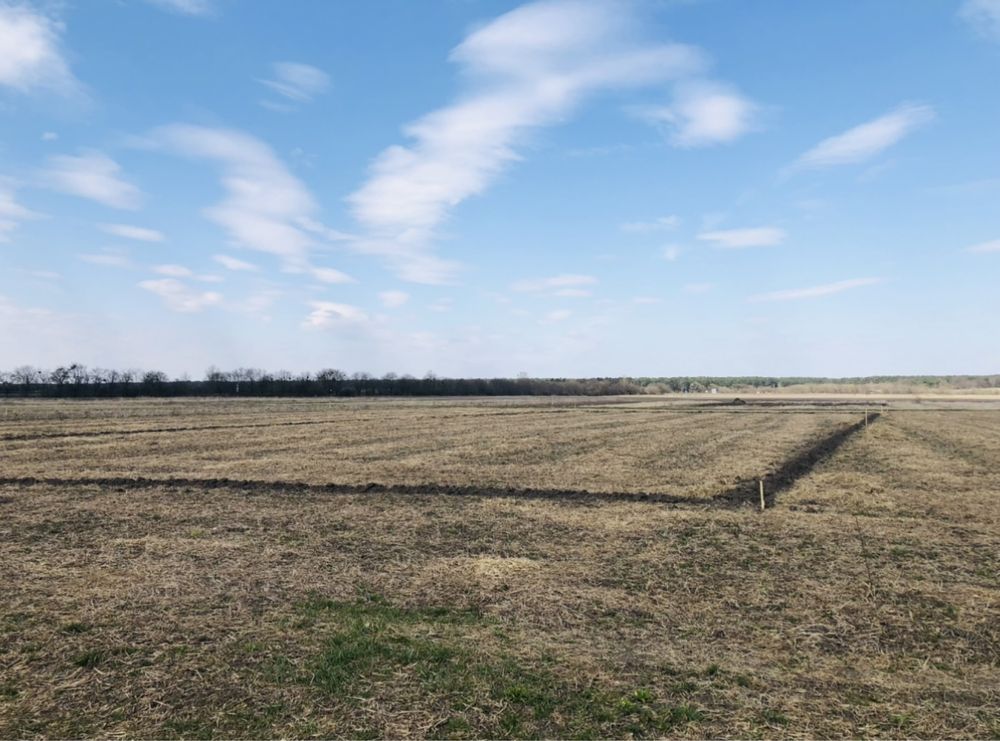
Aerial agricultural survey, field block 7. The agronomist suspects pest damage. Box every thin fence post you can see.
[759,479,765,511]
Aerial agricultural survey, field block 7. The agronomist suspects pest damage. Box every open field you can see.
[1,398,998,738]
[0,398,860,497]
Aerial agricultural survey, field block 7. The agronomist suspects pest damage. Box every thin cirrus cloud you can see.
[620,215,679,233]
[632,80,758,148]
[138,278,222,312]
[662,244,681,261]
[0,3,81,96]
[142,124,349,277]
[0,179,42,242]
[698,227,786,249]
[749,277,882,303]
[311,266,355,284]
[959,0,1000,40]
[965,238,1000,253]
[792,103,935,170]
[541,308,572,323]
[99,223,165,242]
[346,0,705,284]
[143,0,215,16]
[152,264,193,278]
[379,290,410,309]
[304,301,368,329]
[511,274,598,294]
[213,254,259,271]
[153,264,222,282]
[40,151,142,210]
[79,248,132,268]
[258,62,330,103]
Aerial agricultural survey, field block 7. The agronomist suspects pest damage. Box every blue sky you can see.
[1,0,999,377]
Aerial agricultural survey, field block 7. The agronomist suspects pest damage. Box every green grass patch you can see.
[285,594,705,738]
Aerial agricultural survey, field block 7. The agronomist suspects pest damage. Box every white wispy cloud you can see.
[22,269,60,281]
[99,223,165,242]
[965,238,1000,253]
[213,254,259,271]
[144,0,214,16]
[793,103,934,169]
[144,124,347,276]
[620,215,679,233]
[139,278,222,312]
[634,80,757,147]
[541,308,572,323]
[749,277,882,303]
[662,244,681,261]
[0,179,42,242]
[259,62,329,103]
[153,264,193,277]
[310,266,355,284]
[304,301,368,329]
[0,3,80,96]
[347,0,703,283]
[698,227,786,249]
[79,248,132,268]
[960,0,1000,40]
[41,151,142,209]
[511,274,598,293]
[379,290,410,308]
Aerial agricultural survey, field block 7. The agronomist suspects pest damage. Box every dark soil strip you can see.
[715,412,879,507]
[0,475,717,508]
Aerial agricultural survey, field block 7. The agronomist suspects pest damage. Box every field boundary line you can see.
[0,475,726,508]
[715,412,879,508]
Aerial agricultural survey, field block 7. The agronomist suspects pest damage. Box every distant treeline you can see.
[2,364,999,398]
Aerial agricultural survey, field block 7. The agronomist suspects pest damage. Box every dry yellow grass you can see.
[0,398,852,497]
[1,398,997,739]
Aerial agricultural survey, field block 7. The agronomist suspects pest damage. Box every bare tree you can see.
[316,368,346,382]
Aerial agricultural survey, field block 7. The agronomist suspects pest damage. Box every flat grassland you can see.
[1,397,998,739]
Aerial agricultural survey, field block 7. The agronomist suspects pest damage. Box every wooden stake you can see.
[865,407,869,428]
[759,479,765,511]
